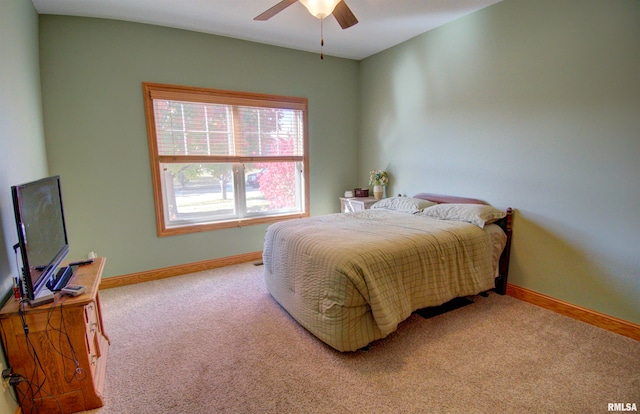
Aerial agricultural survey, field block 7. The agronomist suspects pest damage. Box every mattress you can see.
[263,209,507,351]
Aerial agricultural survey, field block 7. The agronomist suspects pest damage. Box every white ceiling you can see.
[31,0,502,60]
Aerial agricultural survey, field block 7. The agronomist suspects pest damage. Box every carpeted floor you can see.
[84,263,639,414]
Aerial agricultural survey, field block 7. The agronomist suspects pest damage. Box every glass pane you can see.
[182,103,206,131]
[154,100,303,157]
[245,162,301,214]
[236,107,303,156]
[161,163,235,226]
[154,100,188,155]
[154,100,233,156]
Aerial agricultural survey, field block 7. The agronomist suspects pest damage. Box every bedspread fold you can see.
[263,209,506,351]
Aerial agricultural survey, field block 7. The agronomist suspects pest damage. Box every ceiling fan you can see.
[254,0,359,30]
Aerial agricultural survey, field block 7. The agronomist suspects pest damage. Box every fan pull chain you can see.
[320,18,324,60]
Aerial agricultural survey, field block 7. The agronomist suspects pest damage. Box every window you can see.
[143,83,309,236]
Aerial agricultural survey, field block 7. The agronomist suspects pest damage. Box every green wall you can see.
[38,16,360,277]
[0,0,636,373]
[359,0,640,323]
[0,2,634,412]
[0,1,48,412]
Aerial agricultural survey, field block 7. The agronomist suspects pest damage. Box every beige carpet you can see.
[85,263,639,414]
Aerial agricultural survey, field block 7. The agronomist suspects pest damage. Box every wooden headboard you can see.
[413,193,486,205]
[414,192,514,295]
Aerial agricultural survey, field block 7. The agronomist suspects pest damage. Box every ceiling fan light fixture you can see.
[299,0,341,19]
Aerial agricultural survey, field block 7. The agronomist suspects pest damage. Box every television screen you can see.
[12,176,69,300]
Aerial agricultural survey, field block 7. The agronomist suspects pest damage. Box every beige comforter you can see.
[263,209,507,351]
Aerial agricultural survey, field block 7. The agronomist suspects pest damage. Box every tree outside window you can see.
[143,83,309,237]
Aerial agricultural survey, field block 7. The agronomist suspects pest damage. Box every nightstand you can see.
[340,196,378,212]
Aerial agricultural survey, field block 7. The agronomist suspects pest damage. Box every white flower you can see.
[369,170,389,186]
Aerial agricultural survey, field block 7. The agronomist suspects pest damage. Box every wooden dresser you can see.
[0,258,109,413]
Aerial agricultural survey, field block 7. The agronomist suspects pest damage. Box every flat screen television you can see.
[12,175,70,301]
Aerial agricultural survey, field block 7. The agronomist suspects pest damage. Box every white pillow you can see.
[371,197,437,213]
[419,203,506,228]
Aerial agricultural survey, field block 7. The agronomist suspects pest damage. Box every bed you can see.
[262,193,513,352]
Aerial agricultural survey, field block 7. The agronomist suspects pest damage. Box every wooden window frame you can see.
[143,82,310,237]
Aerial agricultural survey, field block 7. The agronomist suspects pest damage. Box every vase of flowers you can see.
[369,170,388,200]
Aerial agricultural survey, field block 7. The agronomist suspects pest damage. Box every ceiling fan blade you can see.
[254,0,298,21]
[332,0,358,29]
